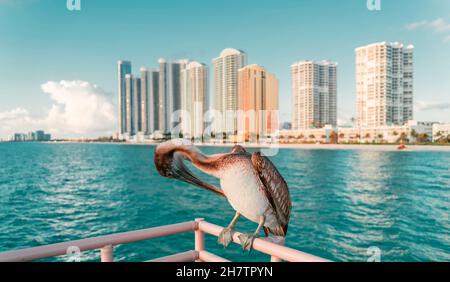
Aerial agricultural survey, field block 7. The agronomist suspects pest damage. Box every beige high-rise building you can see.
[265,73,279,134]
[212,48,247,135]
[356,42,414,127]
[180,61,209,139]
[291,60,337,130]
[237,64,279,141]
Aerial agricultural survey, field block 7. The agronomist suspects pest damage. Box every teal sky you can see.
[0,0,449,137]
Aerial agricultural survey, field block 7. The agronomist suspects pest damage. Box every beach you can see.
[42,140,450,152]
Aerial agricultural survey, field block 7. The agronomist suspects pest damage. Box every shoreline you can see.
[13,140,449,152]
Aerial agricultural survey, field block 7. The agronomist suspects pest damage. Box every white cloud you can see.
[0,80,116,139]
[0,108,42,136]
[429,18,450,33]
[415,101,450,112]
[405,18,450,42]
[405,20,428,30]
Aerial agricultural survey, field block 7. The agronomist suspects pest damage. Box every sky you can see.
[0,0,449,138]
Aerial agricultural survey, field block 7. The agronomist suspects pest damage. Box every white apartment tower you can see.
[212,48,247,134]
[356,42,414,127]
[291,60,337,130]
[180,61,209,139]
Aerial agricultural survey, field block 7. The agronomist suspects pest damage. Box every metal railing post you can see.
[194,218,205,262]
[100,245,114,262]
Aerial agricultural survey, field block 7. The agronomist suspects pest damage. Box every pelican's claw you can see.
[218,227,234,248]
[238,233,259,253]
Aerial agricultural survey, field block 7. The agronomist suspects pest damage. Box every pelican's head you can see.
[154,139,220,193]
[154,139,193,178]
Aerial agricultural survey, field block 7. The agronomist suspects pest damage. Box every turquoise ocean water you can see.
[0,143,448,262]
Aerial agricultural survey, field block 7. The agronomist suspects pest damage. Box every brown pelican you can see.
[154,139,291,251]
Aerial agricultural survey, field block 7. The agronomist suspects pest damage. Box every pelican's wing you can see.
[251,152,291,236]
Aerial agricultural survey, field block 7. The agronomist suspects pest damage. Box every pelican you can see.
[154,139,291,251]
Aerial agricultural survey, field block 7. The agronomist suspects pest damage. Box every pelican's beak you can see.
[154,141,224,197]
[169,152,218,191]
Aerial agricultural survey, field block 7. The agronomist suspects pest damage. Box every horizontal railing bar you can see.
[0,221,196,262]
[198,251,230,262]
[198,221,330,262]
[147,250,197,262]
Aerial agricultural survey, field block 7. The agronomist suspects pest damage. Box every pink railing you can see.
[0,218,330,262]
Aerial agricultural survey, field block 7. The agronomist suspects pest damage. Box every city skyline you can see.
[1,0,450,139]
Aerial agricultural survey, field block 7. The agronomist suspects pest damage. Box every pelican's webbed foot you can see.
[218,227,234,248]
[238,233,259,252]
[217,212,241,248]
[239,215,266,253]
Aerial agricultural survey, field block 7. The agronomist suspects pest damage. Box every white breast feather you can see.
[220,165,276,226]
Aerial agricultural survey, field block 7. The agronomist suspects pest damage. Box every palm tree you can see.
[329,131,338,144]
[434,131,442,143]
[417,133,429,143]
[397,132,408,144]
[377,133,384,143]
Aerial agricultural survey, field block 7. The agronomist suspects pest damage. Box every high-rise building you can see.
[265,73,279,135]
[117,60,132,136]
[35,130,45,141]
[237,64,279,141]
[158,59,188,134]
[125,74,135,136]
[291,60,337,130]
[27,132,36,141]
[133,77,142,133]
[140,68,159,135]
[180,61,209,139]
[355,42,414,127]
[212,48,247,134]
